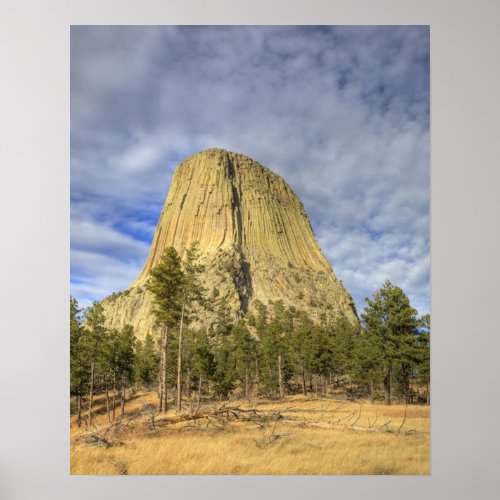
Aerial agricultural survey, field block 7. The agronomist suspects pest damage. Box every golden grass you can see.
[70,393,430,475]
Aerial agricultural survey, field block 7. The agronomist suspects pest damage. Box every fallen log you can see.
[279,418,419,435]
[151,405,285,427]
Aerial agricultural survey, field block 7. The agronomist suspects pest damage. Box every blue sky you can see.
[71,25,429,317]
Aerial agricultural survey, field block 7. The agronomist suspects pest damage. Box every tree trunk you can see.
[112,372,117,421]
[158,340,164,411]
[160,325,169,413]
[186,369,191,400]
[278,354,284,399]
[301,367,307,396]
[177,304,185,412]
[245,367,249,401]
[88,360,95,426]
[255,359,260,393]
[121,376,126,415]
[197,376,202,406]
[384,365,392,405]
[105,375,111,422]
[77,393,82,427]
[370,378,374,404]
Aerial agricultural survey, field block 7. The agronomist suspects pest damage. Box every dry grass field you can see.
[70,392,430,475]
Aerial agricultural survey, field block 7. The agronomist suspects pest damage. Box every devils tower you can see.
[102,148,357,337]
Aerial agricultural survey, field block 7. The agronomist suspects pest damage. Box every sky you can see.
[70,25,429,317]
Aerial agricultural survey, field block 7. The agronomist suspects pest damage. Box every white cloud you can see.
[71,216,150,259]
[71,26,429,315]
[71,249,144,308]
[317,225,429,315]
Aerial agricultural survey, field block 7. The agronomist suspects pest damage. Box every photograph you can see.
[70,25,430,475]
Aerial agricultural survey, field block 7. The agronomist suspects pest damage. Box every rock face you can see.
[102,148,357,337]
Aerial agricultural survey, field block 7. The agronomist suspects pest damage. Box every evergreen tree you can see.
[81,301,108,424]
[189,330,216,403]
[361,280,419,404]
[115,325,136,415]
[309,326,334,396]
[146,243,206,412]
[106,328,120,421]
[253,299,268,334]
[213,336,236,399]
[146,246,184,412]
[213,293,233,336]
[176,242,206,411]
[331,316,356,380]
[269,300,290,330]
[147,247,184,325]
[97,326,113,421]
[230,322,258,400]
[351,328,384,402]
[70,297,86,426]
[134,333,159,389]
[259,319,290,398]
[70,296,82,359]
[290,326,314,396]
[416,313,430,403]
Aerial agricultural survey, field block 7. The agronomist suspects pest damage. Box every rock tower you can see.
[102,148,357,337]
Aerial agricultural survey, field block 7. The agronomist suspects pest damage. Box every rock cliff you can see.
[102,148,357,337]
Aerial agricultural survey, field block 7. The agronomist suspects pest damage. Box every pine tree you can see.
[70,296,82,359]
[115,325,136,415]
[70,297,86,426]
[146,243,206,412]
[134,333,159,390]
[416,313,430,403]
[259,320,291,399]
[331,316,356,380]
[288,309,318,396]
[146,247,184,412]
[106,328,121,421]
[214,293,233,336]
[290,326,313,396]
[81,302,107,424]
[213,336,236,399]
[361,280,419,404]
[230,322,258,400]
[351,328,383,402]
[309,326,334,396]
[190,330,216,403]
[176,242,206,411]
[253,299,268,334]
